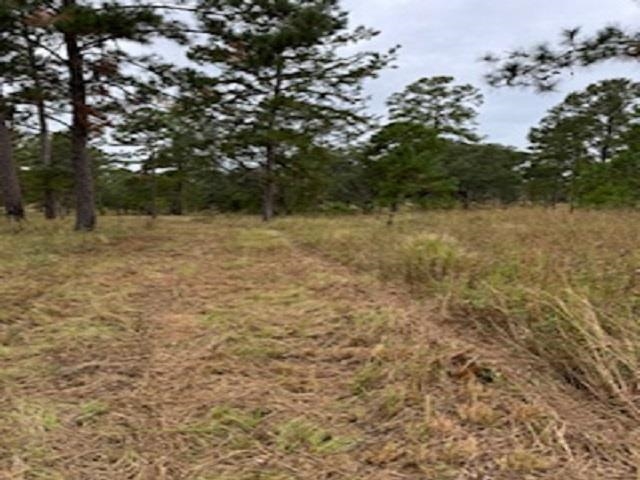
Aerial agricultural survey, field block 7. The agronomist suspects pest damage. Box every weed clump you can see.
[396,233,468,286]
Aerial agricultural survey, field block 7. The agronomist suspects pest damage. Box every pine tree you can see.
[439,142,525,207]
[527,79,640,208]
[189,0,396,221]
[527,103,589,207]
[117,90,218,217]
[572,79,640,162]
[14,131,75,212]
[365,122,453,224]
[387,76,484,142]
[0,3,27,220]
[52,1,167,229]
[485,25,640,90]
[12,1,67,219]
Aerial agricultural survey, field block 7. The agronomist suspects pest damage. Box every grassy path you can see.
[0,218,636,479]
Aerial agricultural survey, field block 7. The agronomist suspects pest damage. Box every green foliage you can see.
[365,122,455,209]
[2,2,637,220]
[486,25,640,91]
[276,418,358,454]
[440,142,525,206]
[14,133,72,208]
[388,76,484,142]
[526,79,640,207]
[54,3,165,40]
[13,132,116,211]
[576,150,640,207]
[188,0,396,218]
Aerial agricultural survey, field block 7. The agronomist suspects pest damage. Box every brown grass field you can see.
[1,209,639,479]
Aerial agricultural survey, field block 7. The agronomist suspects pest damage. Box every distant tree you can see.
[365,122,453,224]
[52,2,175,229]
[189,0,396,221]
[524,157,567,207]
[116,96,208,216]
[440,142,525,207]
[527,79,640,208]
[576,150,640,207]
[10,2,68,219]
[14,132,74,212]
[527,104,589,207]
[323,149,374,211]
[574,123,640,208]
[5,1,186,230]
[572,79,640,162]
[387,76,484,142]
[15,131,117,214]
[485,24,640,91]
[278,144,337,214]
[203,168,263,214]
[99,167,156,215]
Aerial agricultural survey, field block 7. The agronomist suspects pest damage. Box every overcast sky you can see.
[341,0,640,148]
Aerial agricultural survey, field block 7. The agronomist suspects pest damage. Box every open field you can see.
[1,210,639,479]
[276,208,640,416]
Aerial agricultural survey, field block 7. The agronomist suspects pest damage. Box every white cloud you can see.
[343,0,640,147]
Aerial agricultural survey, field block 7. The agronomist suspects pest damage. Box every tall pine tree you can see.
[527,79,640,208]
[387,76,484,142]
[0,3,27,220]
[189,0,396,220]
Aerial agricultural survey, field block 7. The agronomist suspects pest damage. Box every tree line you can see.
[1,1,639,230]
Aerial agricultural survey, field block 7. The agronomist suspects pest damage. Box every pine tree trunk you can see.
[150,164,158,219]
[262,159,276,222]
[38,106,56,219]
[262,181,276,221]
[387,201,398,226]
[461,190,470,210]
[177,159,184,215]
[63,13,96,231]
[43,185,56,219]
[0,109,25,221]
[25,28,56,220]
[262,145,276,222]
[262,58,283,223]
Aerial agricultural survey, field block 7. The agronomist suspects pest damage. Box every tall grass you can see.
[275,208,640,416]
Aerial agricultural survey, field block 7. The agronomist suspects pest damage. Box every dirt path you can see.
[1,219,636,479]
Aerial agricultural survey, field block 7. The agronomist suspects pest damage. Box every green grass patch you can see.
[275,418,359,454]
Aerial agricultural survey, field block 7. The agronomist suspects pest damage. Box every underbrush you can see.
[275,208,640,416]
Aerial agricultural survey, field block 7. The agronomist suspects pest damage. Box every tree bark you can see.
[176,158,184,215]
[37,100,55,219]
[168,159,185,215]
[150,160,158,219]
[262,144,276,222]
[262,58,283,222]
[600,116,614,163]
[63,3,96,231]
[387,200,398,226]
[460,190,470,210]
[0,108,25,221]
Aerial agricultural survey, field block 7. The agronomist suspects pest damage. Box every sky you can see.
[340,0,640,148]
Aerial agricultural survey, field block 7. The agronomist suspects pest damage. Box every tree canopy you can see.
[388,76,484,142]
[1,1,639,227]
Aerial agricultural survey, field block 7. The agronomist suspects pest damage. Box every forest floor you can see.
[0,215,638,479]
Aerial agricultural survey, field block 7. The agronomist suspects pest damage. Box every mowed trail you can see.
[0,218,636,479]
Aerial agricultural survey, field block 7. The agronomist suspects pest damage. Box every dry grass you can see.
[0,213,638,479]
[275,208,640,417]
